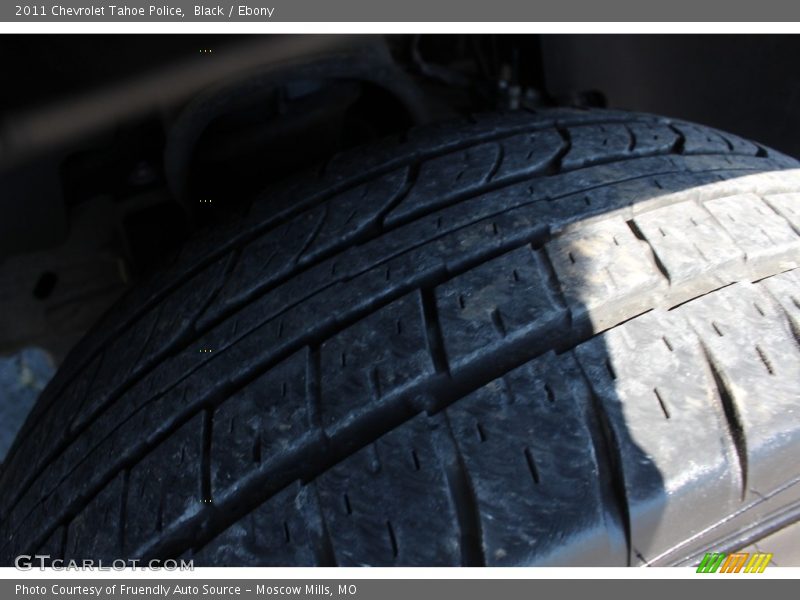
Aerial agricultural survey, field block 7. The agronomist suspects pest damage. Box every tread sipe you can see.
[1,109,800,566]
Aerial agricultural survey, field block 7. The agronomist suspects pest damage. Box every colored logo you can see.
[696,552,772,573]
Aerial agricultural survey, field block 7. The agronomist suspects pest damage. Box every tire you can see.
[2,108,800,567]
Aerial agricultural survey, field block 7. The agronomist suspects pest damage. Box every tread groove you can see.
[523,447,540,484]
[574,356,633,566]
[201,409,213,503]
[485,143,505,183]
[311,484,339,567]
[118,469,129,557]
[420,288,450,376]
[436,415,486,567]
[626,219,671,283]
[699,343,749,501]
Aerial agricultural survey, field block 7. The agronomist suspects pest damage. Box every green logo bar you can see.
[697,552,727,573]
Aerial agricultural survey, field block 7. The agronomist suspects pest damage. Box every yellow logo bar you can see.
[744,553,773,573]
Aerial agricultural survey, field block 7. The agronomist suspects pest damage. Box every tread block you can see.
[124,414,204,554]
[202,207,328,322]
[546,217,667,333]
[386,129,565,226]
[447,351,623,566]
[559,122,679,170]
[574,310,740,563]
[192,483,321,566]
[633,200,746,303]
[315,415,460,566]
[763,193,800,234]
[71,255,232,433]
[416,154,760,244]
[2,352,104,517]
[6,345,254,559]
[34,527,65,565]
[562,124,632,169]
[435,245,568,372]
[319,292,434,437]
[519,156,783,230]
[165,204,550,404]
[626,122,680,155]
[211,350,315,497]
[673,123,736,155]
[492,129,567,180]
[301,169,410,263]
[64,473,124,561]
[704,193,800,277]
[1,251,232,500]
[675,281,800,497]
[716,130,762,156]
[761,268,800,338]
[386,143,501,225]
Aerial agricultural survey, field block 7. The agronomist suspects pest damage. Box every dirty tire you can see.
[2,109,800,567]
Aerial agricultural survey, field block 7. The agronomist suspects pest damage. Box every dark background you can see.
[3,35,799,155]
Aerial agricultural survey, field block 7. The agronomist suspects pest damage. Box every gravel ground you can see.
[0,348,55,463]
